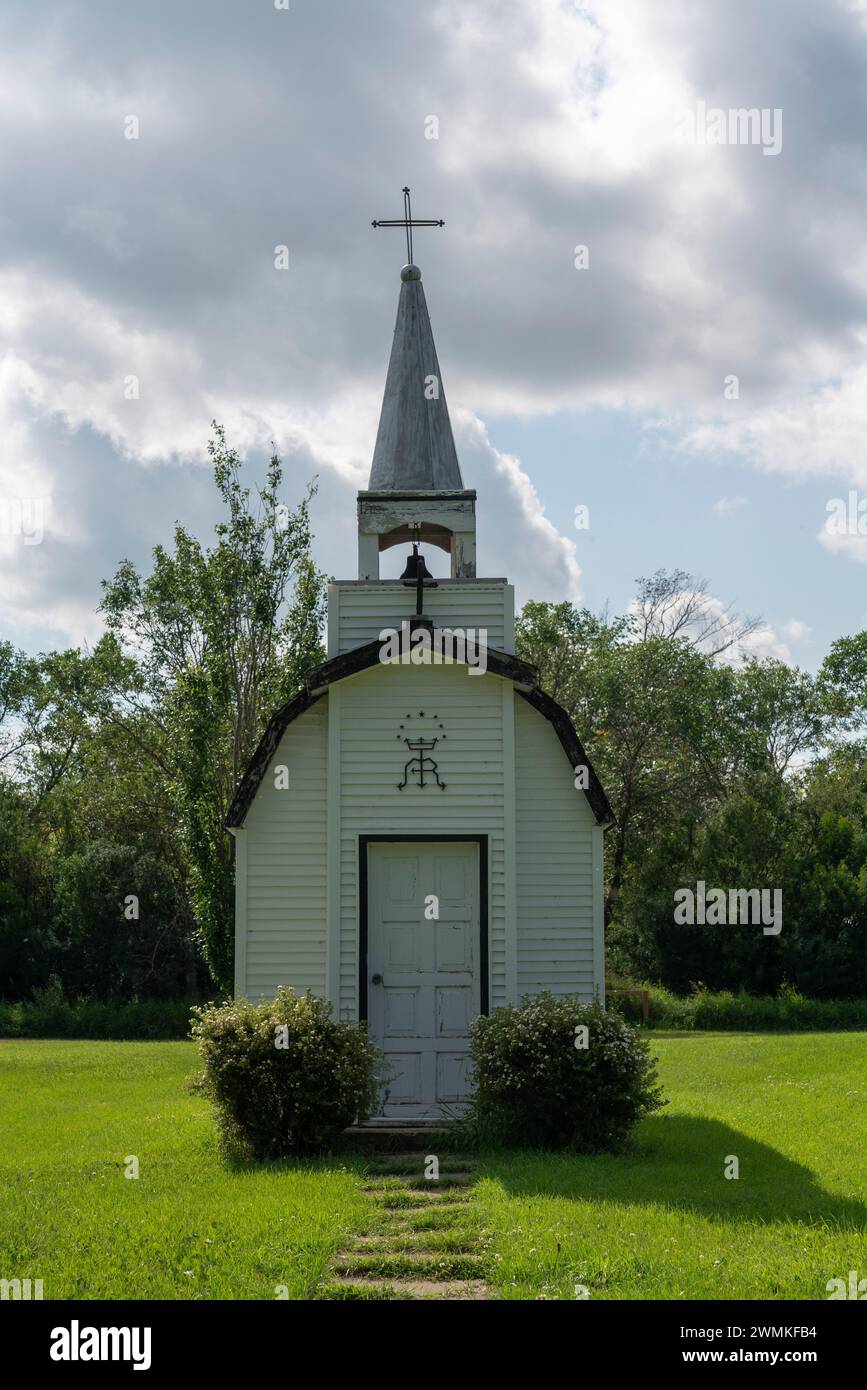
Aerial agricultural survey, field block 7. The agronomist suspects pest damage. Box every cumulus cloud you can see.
[686,364,867,490]
[3,0,867,644]
[455,411,582,599]
[735,624,793,665]
[628,583,792,666]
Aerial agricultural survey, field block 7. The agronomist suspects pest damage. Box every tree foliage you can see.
[517,580,865,997]
[0,426,325,998]
[3,486,867,1005]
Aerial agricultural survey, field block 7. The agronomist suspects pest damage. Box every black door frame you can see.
[358,834,489,1024]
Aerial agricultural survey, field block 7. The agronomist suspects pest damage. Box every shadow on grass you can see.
[478,1115,867,1232]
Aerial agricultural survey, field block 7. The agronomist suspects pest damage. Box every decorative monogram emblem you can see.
[396,712,447,790]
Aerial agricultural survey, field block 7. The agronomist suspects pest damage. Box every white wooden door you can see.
[367,841,480,1120]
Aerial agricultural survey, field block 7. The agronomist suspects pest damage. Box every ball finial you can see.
[401,263,422,281]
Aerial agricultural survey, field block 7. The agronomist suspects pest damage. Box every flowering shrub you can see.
[466,993,665,1152]
[191,987,382,1158]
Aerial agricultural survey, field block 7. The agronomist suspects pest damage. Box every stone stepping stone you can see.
[365,1153,478,1174]
[375,1191,472,1208]
[325,1150,489,1301]
[402,1171,476,1187]
[362,1172,475,1192]
[334,1253,485,1280]
[328,1276,487,1301]
[347,1235,480,1255]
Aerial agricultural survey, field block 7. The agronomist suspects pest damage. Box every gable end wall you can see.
[236,670,603,1009]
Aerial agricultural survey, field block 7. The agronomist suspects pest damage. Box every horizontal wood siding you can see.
[238,660,602,1013]
[338,662,507,1018]
[241,699,328,1000]
[515,695,597,999]
[330,582,513,655]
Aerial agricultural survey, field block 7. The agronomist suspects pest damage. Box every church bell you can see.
[400,546,434,582]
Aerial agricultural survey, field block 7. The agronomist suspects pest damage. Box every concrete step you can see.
[342,1124,456,1153]
[365,1154,478,1176]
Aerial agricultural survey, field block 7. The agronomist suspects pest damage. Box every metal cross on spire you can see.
[371,186,444,265]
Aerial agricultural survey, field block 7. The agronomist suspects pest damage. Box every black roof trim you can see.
[516,687,614,827]
[226,688,325,828]
[225,640,614,829]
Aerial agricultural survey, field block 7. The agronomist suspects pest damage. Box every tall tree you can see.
[517,599,732,919]
[99,426,326,989]
[632,568,759,658]
[821,630,867,726]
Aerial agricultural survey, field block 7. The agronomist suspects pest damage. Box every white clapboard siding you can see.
[514,695,597,999]
[337,661,508,1017]
[329,581,515,656]
[238,661,603,1014]
[241,698,328,1000]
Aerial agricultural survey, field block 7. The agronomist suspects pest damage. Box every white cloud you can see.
[628,585,792,665]
[713,495,749,515]
[455,411,583,601]
[3,0,867,645]
[818,529,867,564]
[726,623,792,666]
[686,361,867,490]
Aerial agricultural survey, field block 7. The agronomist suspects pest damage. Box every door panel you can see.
[367,842,480,1120]
[436,1051,472,1103]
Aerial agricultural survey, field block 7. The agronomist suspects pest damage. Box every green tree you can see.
[517,587,840,994]
[517,598,732,921]
[99,426,326,988]
[0,778,56,998]
[821,630,867,726]
[54,841,193,1001]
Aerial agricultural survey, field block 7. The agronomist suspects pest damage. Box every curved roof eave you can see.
[225,640,615,830]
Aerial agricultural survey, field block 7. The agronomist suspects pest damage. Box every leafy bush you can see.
[465,993,665,1152]
[607,975,867,1031]
[191,987,382,1158]
[53,841,200,1002]
[0,980,196,1038]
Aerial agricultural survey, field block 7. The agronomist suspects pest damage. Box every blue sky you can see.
[2,0,866,670]
[485,408,866,666]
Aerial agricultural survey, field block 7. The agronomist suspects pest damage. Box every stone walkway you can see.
[322,1151,490,1300]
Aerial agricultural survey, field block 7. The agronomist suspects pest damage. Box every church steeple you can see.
[368,263,464,492]
[358,189,476,582]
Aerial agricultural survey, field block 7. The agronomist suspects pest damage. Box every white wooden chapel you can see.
[227,230,612,1119]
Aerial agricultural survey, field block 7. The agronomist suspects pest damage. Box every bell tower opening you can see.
[358,487,476,581]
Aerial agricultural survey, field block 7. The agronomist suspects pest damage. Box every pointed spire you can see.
[368,264,464,491]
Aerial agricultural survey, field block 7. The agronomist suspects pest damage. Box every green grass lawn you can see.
[1,1032,864,1300]
[0,1040,368,1299]
[475,1032,867,1299]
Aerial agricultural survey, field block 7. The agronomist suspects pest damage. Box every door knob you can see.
[371,974,383,986]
